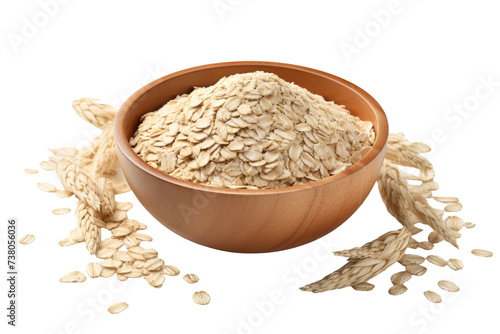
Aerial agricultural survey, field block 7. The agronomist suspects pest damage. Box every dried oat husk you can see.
[91,126,117,175]
[72,98,116,130]
[385,133,432,170]
[300,228,411,292]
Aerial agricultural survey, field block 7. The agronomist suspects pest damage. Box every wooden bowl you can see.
[114,61,388,253]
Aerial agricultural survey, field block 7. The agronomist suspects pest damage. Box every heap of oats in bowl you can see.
[130,71,375,189]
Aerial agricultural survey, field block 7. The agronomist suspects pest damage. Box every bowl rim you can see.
[115,61,388,196]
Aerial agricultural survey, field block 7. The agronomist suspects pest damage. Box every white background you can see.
[1,1,500,333]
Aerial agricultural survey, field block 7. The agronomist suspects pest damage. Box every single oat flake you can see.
[37,182,57,192]
[86,263,103,278]
[52,208,71,215]
[40,160,56,171]
[438,280,460,292]
[352,282,375,291]
[24,168,38,174]
[183,273,199,284]
[471,249,493,258]
[193,291,211,305]
[426,255,447,267]
[447,259,464,271]
[424,291,442,303]
[163,265,180,276]
[59,271,87,283]
[391,271,412,286]
[55,189,73,198]
[388,284,408,296]
[406,264,427,276]
[19,234,35,245]
[108,302,128,314]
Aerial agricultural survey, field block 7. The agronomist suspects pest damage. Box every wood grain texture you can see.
[114,61,388,253]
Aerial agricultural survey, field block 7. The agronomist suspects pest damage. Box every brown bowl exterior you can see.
[115,61,388,253]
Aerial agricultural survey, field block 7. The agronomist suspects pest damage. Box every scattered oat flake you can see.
[433,196,458,203]
[446,217,464,231]
[400,254,425,266]
[37,182,57,192]
[52,208,71,215]
[40,160,56,171]
[438,280,460,292]
[163,265,180,276]
[444,202,463,212]
[183,273,199,284]
[391,271,412,285]
[108,302,128,314]
[86,263,103,278]
[100,268,115,278]
[428,231,443,244]
[352,282,375,291]
[447,259,464,271]
[465,222,476,229]
[55,189,73,198]
[471,249,493,258]
[193,291,211,305]
[24,168,38,174]
[406,264,427,276]
[389,284,408,296]
[424,291,442,303]
[19,234,35,245]
[59,271,86,283]
[426,255,447,267]
[59,238,75,247]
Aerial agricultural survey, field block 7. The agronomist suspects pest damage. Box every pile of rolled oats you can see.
[130,71,375,189]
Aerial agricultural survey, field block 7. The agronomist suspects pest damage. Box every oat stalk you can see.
[75,200,101,255]
[300,228,411,292]
[72,98,116,130]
